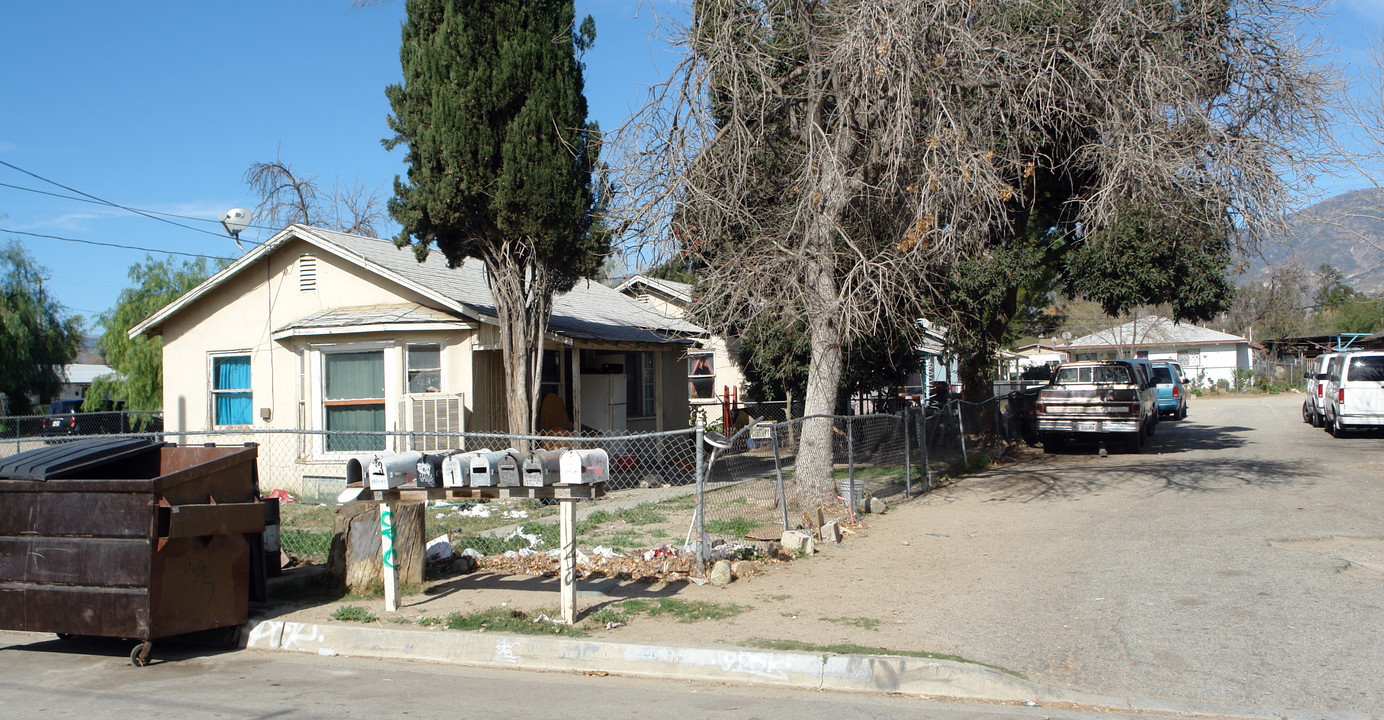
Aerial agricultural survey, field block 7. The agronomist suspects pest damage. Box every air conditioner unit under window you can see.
[398,393,465,453]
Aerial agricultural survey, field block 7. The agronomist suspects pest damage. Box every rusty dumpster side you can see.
[0,442,264,643]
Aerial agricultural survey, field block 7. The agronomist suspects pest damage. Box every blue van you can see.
[1150,361,1188,420]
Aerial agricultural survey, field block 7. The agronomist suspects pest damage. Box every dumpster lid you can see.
[0,437,161,482]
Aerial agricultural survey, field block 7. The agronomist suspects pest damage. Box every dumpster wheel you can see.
[130,641,152,667]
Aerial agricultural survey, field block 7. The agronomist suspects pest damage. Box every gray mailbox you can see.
[496,450,523,487]
[469,449,521,488]
[559,448,609,485]
[522,450,564,487]
[442,449,490,488]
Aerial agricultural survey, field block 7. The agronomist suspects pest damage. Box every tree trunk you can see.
[327,501,425,593]
[795,240,844,505]
[484,242,557,448]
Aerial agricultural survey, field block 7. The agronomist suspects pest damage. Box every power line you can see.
[0,181,285,234]
[0,227,234,261]
[0,159,231,239]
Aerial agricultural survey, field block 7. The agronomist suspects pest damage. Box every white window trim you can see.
[209,350,254,429]
[308,340,398,458]
[406,340,447,394]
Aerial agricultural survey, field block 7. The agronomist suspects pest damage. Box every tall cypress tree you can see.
[385,0,607,437]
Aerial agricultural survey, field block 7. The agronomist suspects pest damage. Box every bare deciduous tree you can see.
[244,158,388,238]
[609,0,1333,500]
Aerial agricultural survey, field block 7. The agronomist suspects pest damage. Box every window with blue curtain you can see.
[212,355,252,426]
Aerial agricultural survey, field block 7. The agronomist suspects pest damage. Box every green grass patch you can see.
[601,530,644,549]
[742,638,1024,678]
[418,616,443,627]
[832,465,905,481]
[330,605,377,623]
[444,607,583,636]
[761,594,792,602]
[704,517,759,538]
[820,616,880,631]
[345,578,424,601]
[617,597,747,623]
[649,528,669,539]
[614,503,667,525]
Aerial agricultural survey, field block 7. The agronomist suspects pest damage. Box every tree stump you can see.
[326,501,425,593]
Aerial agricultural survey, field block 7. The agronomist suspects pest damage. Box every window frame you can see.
[406,343,443,394]
[316,342,392,455]
[688,351,716,401]
[210,352,253,428]
[626,351,658,419]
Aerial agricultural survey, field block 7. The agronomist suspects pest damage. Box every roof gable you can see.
[1065,316,1247,348]
[131,225,705,345]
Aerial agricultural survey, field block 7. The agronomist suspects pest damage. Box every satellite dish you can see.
[220,208,252,253]
[220,208,251,237]
[1062,331,1072,340]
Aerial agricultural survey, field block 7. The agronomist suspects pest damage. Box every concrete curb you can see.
[241,619,1374,720]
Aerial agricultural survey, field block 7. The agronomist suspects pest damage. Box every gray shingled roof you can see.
[613,274,693,304]
[1064,316,1247,348]
[290,227,705,345]
[274,303,464,334]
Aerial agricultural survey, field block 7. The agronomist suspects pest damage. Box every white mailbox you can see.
[559,448,609,485]
[442,449,490,488]
[368,451,422,490]
[522,450,564,487]
[469,449,521,488]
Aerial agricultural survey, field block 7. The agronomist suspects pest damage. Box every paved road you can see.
[583,393,1384,714]
[0,630,1164,720]
[915,393,1384,710]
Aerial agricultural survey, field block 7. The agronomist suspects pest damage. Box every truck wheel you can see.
[1330,414,1346,438]
[1124,432,1141,453]
[1303,401,1313,423]
[1042,433,1064,453]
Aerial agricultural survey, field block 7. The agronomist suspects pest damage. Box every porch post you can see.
[571,345,582,435]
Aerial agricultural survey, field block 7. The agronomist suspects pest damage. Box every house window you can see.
[325,350,385,452]
[212,355,252,426]
[407,344,441,393]
[626,352,657,418]
[688,352,715,400]
[1177,350,1200,367]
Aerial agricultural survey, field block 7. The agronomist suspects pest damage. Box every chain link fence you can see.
[0,393,1033,571]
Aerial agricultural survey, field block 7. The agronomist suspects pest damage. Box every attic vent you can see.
[298,254,317,292]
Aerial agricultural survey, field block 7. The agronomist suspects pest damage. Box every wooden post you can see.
[559,497,577,624]
[380,501,397,612]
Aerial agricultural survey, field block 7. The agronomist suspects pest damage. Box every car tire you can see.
[1303,401,1313,423]
[1330,414,1346,438]
[1042,433,1064,453]
[1124,431,1141,453]
[1309,410,1321,428]
[1178,404,1188,421]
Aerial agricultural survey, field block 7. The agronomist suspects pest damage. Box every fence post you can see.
[956,402,968,467]
[771,423,790,531]
[694,418,707,569]
[846,417,857,518]
[902,407,911,498]
[918,406,930,492]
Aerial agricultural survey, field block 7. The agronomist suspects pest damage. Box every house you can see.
[613,274,748,410]
[1061,316,1249,387]
[130,225,707,458]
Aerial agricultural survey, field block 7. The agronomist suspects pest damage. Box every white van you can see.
[1322,351,1384,437]
[1302,352,1337,427]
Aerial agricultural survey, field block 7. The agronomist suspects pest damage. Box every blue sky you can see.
[0,0,1378,330]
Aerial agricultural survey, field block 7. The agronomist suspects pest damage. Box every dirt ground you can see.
[266,393,1384,714]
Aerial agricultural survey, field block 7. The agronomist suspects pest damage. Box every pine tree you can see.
[385,0,607,437]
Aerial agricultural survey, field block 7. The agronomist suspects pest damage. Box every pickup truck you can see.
[1036,360,1157,453]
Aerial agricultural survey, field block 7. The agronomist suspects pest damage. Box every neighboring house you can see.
[1061,316,1250,387]
[57,363,115,401]
[613,275,747,410]
[130,225,706,460]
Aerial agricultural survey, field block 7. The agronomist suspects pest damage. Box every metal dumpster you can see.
[0,438,265,665]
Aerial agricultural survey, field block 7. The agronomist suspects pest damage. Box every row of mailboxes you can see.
[346,448,609,490]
